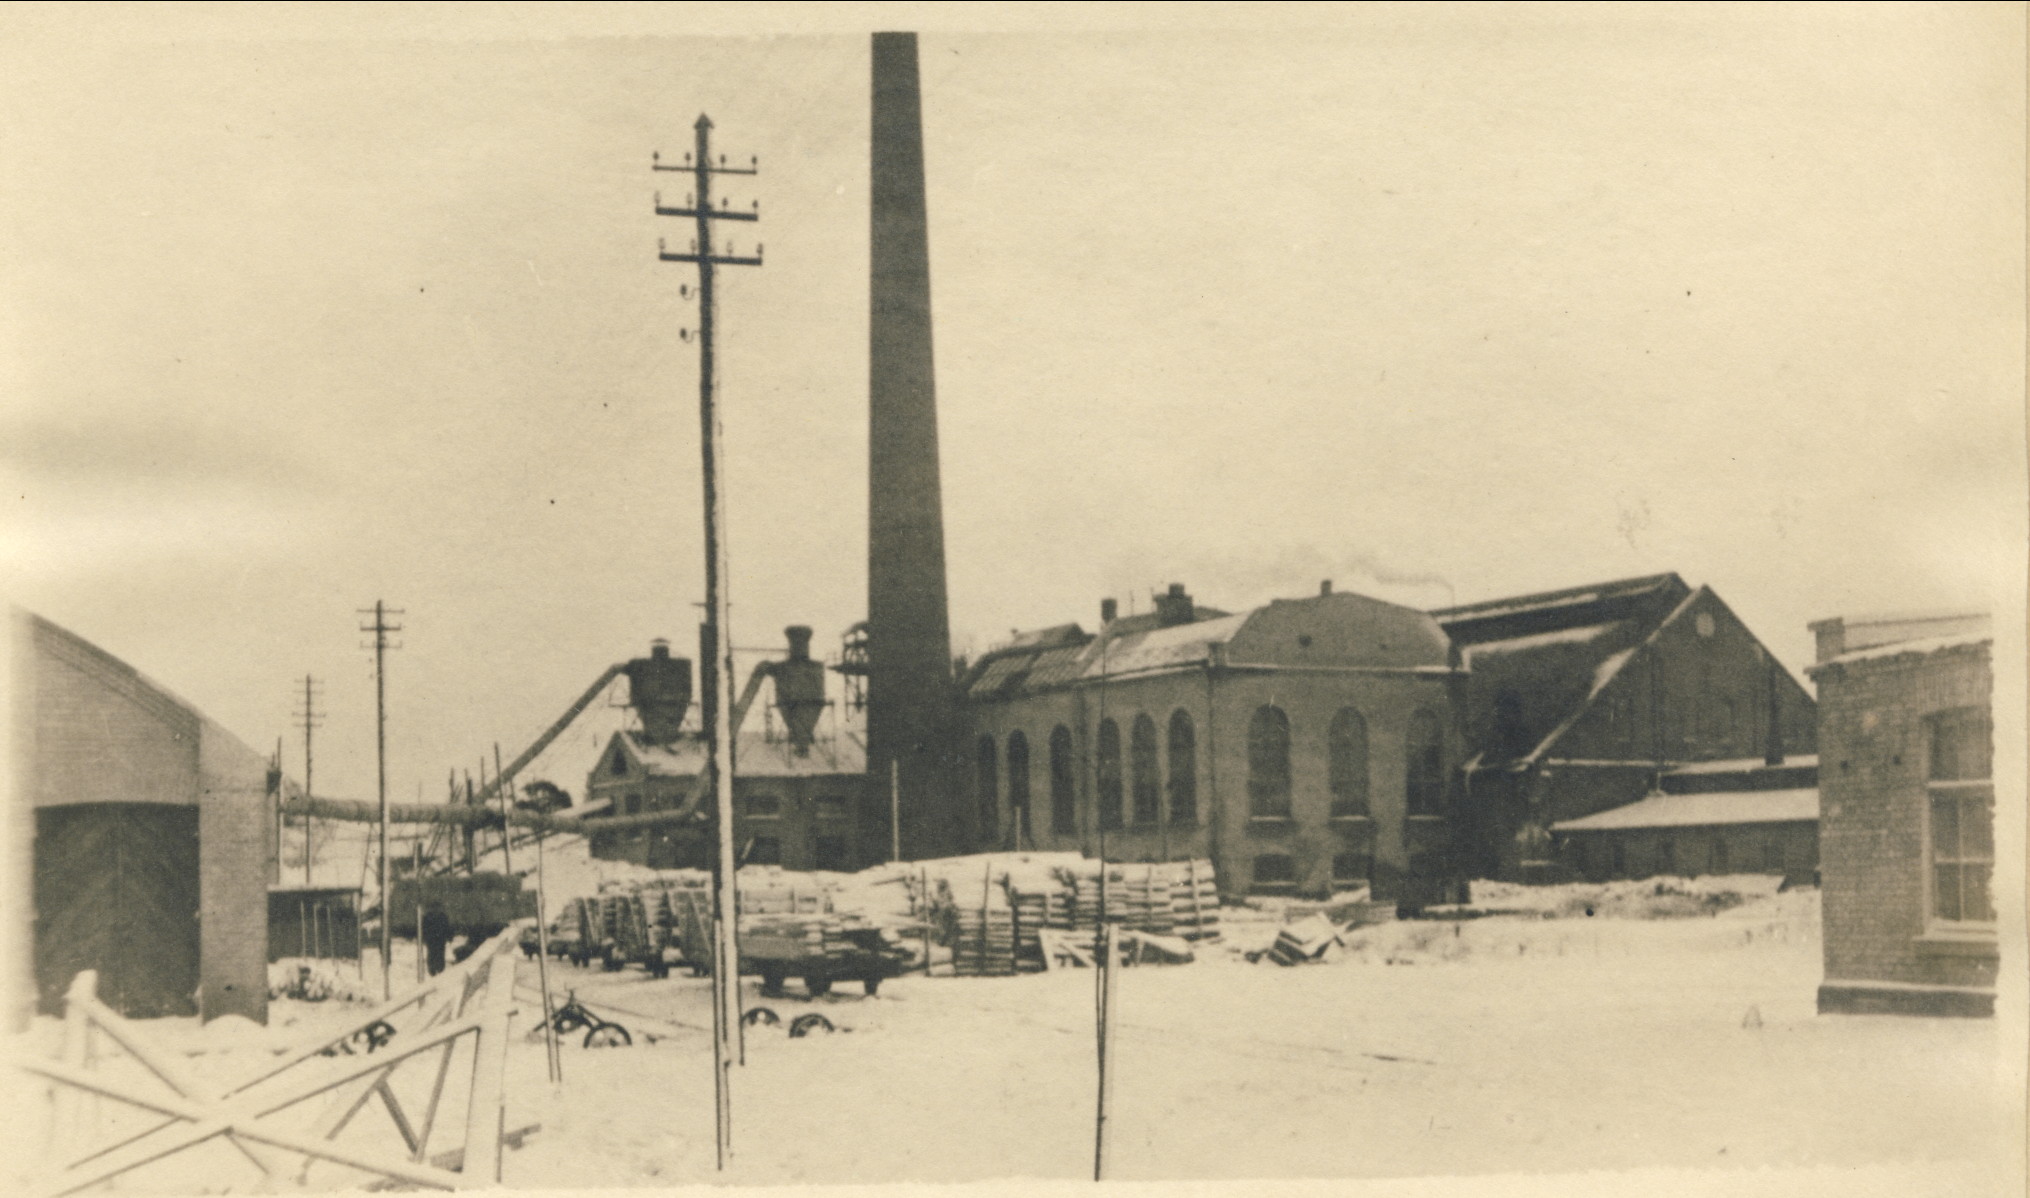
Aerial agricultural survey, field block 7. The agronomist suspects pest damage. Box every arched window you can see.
[1406,709,1445,816]
[1006,732,1031,845]
[1247,705,1292,818]
[1167,710,1197,824]
[1328,707,1369,817]
[1096,719,1124,831]
[975,735,998,842]
[1049,725,1076,834]
[1130,714,1161,826]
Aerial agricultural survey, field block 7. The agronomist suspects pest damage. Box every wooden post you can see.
[890,760,901,864]
[413,841,426,983]
[460,952,516,1183]
[1094,923,1117,1181]
[532,827,561,1085]
[920,866,933,976]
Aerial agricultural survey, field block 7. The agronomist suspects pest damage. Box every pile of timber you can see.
[924,857,1219,975]
[951,906,1019,977]
[1052,859,1221,945]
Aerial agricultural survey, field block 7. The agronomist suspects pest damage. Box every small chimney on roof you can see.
[1155,582,1195,628]
[1320,580,1333,596]
[1100,597,1118,625]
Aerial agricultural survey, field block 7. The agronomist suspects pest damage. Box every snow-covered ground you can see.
[11,874,2016,1195]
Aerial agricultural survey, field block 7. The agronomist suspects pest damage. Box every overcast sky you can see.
[3,4,2022,809]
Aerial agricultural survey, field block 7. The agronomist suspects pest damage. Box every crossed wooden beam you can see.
[24,928,525,1195]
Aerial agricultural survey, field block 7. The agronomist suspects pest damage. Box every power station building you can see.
[960,583,1468,904]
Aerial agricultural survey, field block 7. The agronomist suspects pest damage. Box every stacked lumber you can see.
[1263,913,1341,965]
[1052,859,1221,945]
[951,907,1018,976]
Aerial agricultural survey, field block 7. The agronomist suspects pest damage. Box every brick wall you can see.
[1814,642,1996,997]
[197,718,273,1023]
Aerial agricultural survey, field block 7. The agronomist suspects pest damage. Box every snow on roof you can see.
[1669,755,1819,775]
[628,730,865,778]
[1085,612,1249,678]
[1433,573,1681,626]
[1461,620,1625,659]
[1820,633,1992,668]
[1552,788,1818,833]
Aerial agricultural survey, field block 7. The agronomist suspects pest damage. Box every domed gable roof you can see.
[1223,590,1453,670]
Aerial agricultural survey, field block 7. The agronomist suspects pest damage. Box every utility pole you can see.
[293,675,323,885]
[656,114,761,1172]
[359,600,403,1000]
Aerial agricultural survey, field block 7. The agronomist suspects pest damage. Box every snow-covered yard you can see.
[11,878,2017,1194]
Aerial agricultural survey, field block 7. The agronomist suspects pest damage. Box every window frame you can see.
[1246,704,1293,821]
[1327,707,1371,819]
[1925,706,1996,934]
[1130,714,1161,827]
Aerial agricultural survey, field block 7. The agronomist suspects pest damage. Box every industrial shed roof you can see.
[1552,788,1818,833]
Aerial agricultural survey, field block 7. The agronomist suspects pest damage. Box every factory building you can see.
[960,583,1468,905]
[583,629,871,873]
[9,611,273,1026]
[1436,574,1819,882]
[1809,612,1997,1017]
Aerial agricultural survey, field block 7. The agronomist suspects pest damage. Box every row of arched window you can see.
[976,705,1448,838]
[1245,705,1446,819]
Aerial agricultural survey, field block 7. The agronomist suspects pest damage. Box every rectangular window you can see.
[812,834,849,871]
[746,835,781,866]
[744,794,782,818]
[1251,853,1297,894]
[1331,853,1370,887]
[814,795,850,819]
[624,793,642,816]
[1928,708,1994,925]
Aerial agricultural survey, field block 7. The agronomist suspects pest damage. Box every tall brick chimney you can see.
[867,32,961,859]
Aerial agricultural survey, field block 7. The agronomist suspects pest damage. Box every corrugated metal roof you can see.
[1552,788,1818,832]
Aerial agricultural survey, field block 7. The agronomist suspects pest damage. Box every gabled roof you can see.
[1434,574,1688,644]
[1440,577,1696,769]
[605,729,865,781]
[1551,787,1818,832]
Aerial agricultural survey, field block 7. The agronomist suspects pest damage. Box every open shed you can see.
[10,611,275,1026]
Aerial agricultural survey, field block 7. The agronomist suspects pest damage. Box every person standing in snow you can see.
[421,901,454,976]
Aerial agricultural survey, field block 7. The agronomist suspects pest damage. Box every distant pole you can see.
[890,760,901,864]
[360,600,403,1001]
[272,738,284,885]
[656,113,762,1172]
[493,744,515,878]
[412,840,424,984]
[295,675,323,885]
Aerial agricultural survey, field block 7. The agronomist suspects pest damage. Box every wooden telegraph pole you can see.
[359,601,403,1000]
[656,114,762,1172]
[294,675,323,884]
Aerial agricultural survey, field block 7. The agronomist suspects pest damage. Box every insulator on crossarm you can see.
[680,329,692,343]
[680,284,691,299]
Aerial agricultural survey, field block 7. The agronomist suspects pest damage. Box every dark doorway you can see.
[35,803,201,1018]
